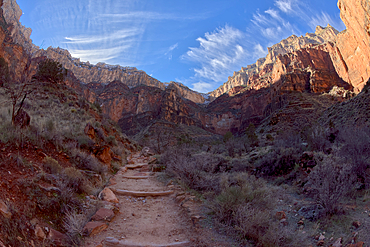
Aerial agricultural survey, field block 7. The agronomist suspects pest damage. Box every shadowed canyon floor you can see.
[83,152,233,247]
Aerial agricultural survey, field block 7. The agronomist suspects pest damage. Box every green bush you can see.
[34,59,67,84]
[43,156,63,174]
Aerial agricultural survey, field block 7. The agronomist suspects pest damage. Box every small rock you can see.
[319,234,325,241]
[279,218,288,226]
[352,221,361,228]
[317,240,325,246]
[48,228,68,245]
[275,211,286,220]
[83,222,108,237]
[347,242,364,247]
[35,225,46,239]
[91,208,115,222]
[332,237,342,247]
[0,200,12,219]
[99,188,119,203]
[297,220,304,225]
[175,195,186,203]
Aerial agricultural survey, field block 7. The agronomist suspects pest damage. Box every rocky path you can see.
[83,152,196,247]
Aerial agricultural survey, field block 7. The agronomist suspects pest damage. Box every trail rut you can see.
[83,153,194,247]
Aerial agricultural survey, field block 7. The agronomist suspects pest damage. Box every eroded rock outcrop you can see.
[330,0,370,92]
[209,25,339,99]
[35,47,206,104]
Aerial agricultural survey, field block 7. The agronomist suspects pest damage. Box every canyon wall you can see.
[209,25,339,99]
[330,0,370,92]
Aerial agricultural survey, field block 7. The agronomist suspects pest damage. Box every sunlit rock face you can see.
[34,48,206,104]
[209,25,339,99]
[329,0,370,93]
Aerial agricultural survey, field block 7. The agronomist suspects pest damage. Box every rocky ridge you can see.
[209,25,339,99]
[34,47,206,104]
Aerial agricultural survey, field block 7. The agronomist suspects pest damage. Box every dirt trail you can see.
[84,153,195,247]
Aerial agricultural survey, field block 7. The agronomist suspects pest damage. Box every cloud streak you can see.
[181,25,250,92]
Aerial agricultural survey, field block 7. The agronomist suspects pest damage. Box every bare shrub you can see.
[63,209,88,246]
[63,167,94,194]
[43,156,63,174]
[305,126,331,152]
[337,126,370,187]
[255,147,300,176]
[306,156,355,215]
[213,173,277,226]
[163,147,225,192]
[69,149,107,174]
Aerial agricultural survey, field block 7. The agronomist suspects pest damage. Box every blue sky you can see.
[17,0,344,93]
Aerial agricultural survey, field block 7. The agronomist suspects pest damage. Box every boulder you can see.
[98,188,119,203]
[96,146,112,166]
[83,221,108,237]
[84,123,96,139]
[91,208,115,222]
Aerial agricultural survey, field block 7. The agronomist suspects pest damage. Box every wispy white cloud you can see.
[99,11,209,22]
[64,29,139,45]
[182,25,248,87]
[275,0,295,13]
[69,46,132,64]
[253,44,267,59]
[164,43,179,60]
[192,82,214,93]
[309,11,345,31]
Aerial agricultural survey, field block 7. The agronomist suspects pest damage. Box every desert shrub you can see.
[305,126,331,152]
[255,147,300,176]
[210,143,227,155]
[274,130,302,149]
[306,156,355,215]
[223,131,233,142]
[43,156,63,174]
[105,135,117,146]
[63,209,88,246]
[163,147,226,192]
[235,205,295,246]
[34,58,66,84]
[337,127,370,187]
[224,138,246,157]
[69,149,107,174]
[245,123,258,147]
[63,167,91,194]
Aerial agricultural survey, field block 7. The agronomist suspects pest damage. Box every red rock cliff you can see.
[330,0,370,92]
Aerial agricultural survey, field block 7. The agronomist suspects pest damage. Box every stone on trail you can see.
[0,200,11,218]
[83,221,108,237]
[91,208,115,222]
[35,225,46,239]
[99,187,119,203]
[47,228,68,245]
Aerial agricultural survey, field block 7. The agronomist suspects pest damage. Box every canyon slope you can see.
[1,0,370,137]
